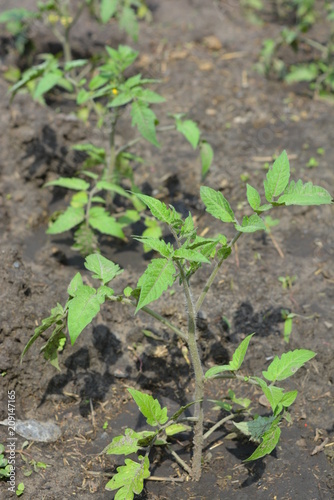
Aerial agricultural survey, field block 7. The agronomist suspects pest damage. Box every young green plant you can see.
[22,151,332,497]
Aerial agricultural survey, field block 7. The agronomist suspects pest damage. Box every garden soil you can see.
[0,1,333,499]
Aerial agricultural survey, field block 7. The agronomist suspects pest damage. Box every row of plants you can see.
[1,2,333,499]
[1,1,214,255]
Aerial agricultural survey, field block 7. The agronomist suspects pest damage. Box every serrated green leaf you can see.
[234,416,276,442]
[234,214,266,233]
[47,206,85,234]
[128,388,168,426]
[67,285,106,344]
[200,140,214,179]
[89,207,125,239]
[45,178,90,191]
[33,70,62,99]
[137,89,165,104]
[104,428,142,455]
[200,186,235,223]
[246,184,261,210]
[64,59,88,71]
[100,0,118,23]
[70,191,88,208]
[277,180,332,206]
[131,101,159,147]
[105,456,150,498]
[244,424,281,462]
[262,349,316,382]
[133,237,172,258]
[229,333,255,370]
[173,248,210,263]
[205,334,254,378]
[108,91,133,107]
[254,377,284,413]
[84,254,123,284]
[264,150,290,202]
[119,5,139,41]
[96,181,131,199]
[170,401,199,421]
[280,390,298,408]
[67,272,83,297]
[21,303,64,358]
[176,119,200,149]
[73,225,99,256]
[134,193,173,224]
[205,364,232,378]
[136,258,176,312]
[40,327,66,371]
[165,423,191,436]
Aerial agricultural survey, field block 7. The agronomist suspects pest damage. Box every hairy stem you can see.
[195,231,242,312]
[176,261,204,481]
[166,446,192,475]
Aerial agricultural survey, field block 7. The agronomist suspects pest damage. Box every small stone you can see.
[203,35,222,51]
[13,261,20,269]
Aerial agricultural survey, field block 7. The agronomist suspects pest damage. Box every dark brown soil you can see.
[0,1,333,499]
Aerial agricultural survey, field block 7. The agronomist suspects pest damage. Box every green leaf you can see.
[254,377,284,412]
[200,140,214,178]
[40,327,66,371]
[46,206,85,234]
[173,248,210,263]
[89,207,125,239]
[21,303,64,358]
[105,456,150,498]
[244,424,281,462]
[262,349,316,382]
[136,258,176,312]
[119,5,139,41]
[280,390,298,408]
[73,225,99,256]
[170,401,199,421]
[45,177,90,191]
[85,254,123,284]
[277,180,332,206]
[133,237,172,258]
[131,101,159,147]
[165,423,191,436]
[100,0,118,23]
[176,119,200,149]
[64,59,88,71]
[137,89,165,104]
[33,70,62,99]
[234,214,266,233]
[96,181,131,199]
[229,333,255,370]
[205,334,254,378]
[246,184,261,210]
[128,388,168,426]
[285,64,318,83]
[234,416,276,442]
[264,150,290,202]
[205,335,253,378]
[67,285,106,344]
[283,316,293,343]
[104,428,143,455]
[134,193,174,224]
[108,91,133,107]
[200,186,235,223]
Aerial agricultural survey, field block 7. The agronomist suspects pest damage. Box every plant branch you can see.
[166,445,192,475]
[195,231,242,312]
[115,125,176,156]
[107,296,188,342]
[203,414,235,441]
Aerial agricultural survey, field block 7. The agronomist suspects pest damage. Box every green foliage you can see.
[0,443,11,479]
[262,349,316,383]
[22,152,332,491]
[105,456,150,499]
[128,388,169,426]
[256,1,334,95]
